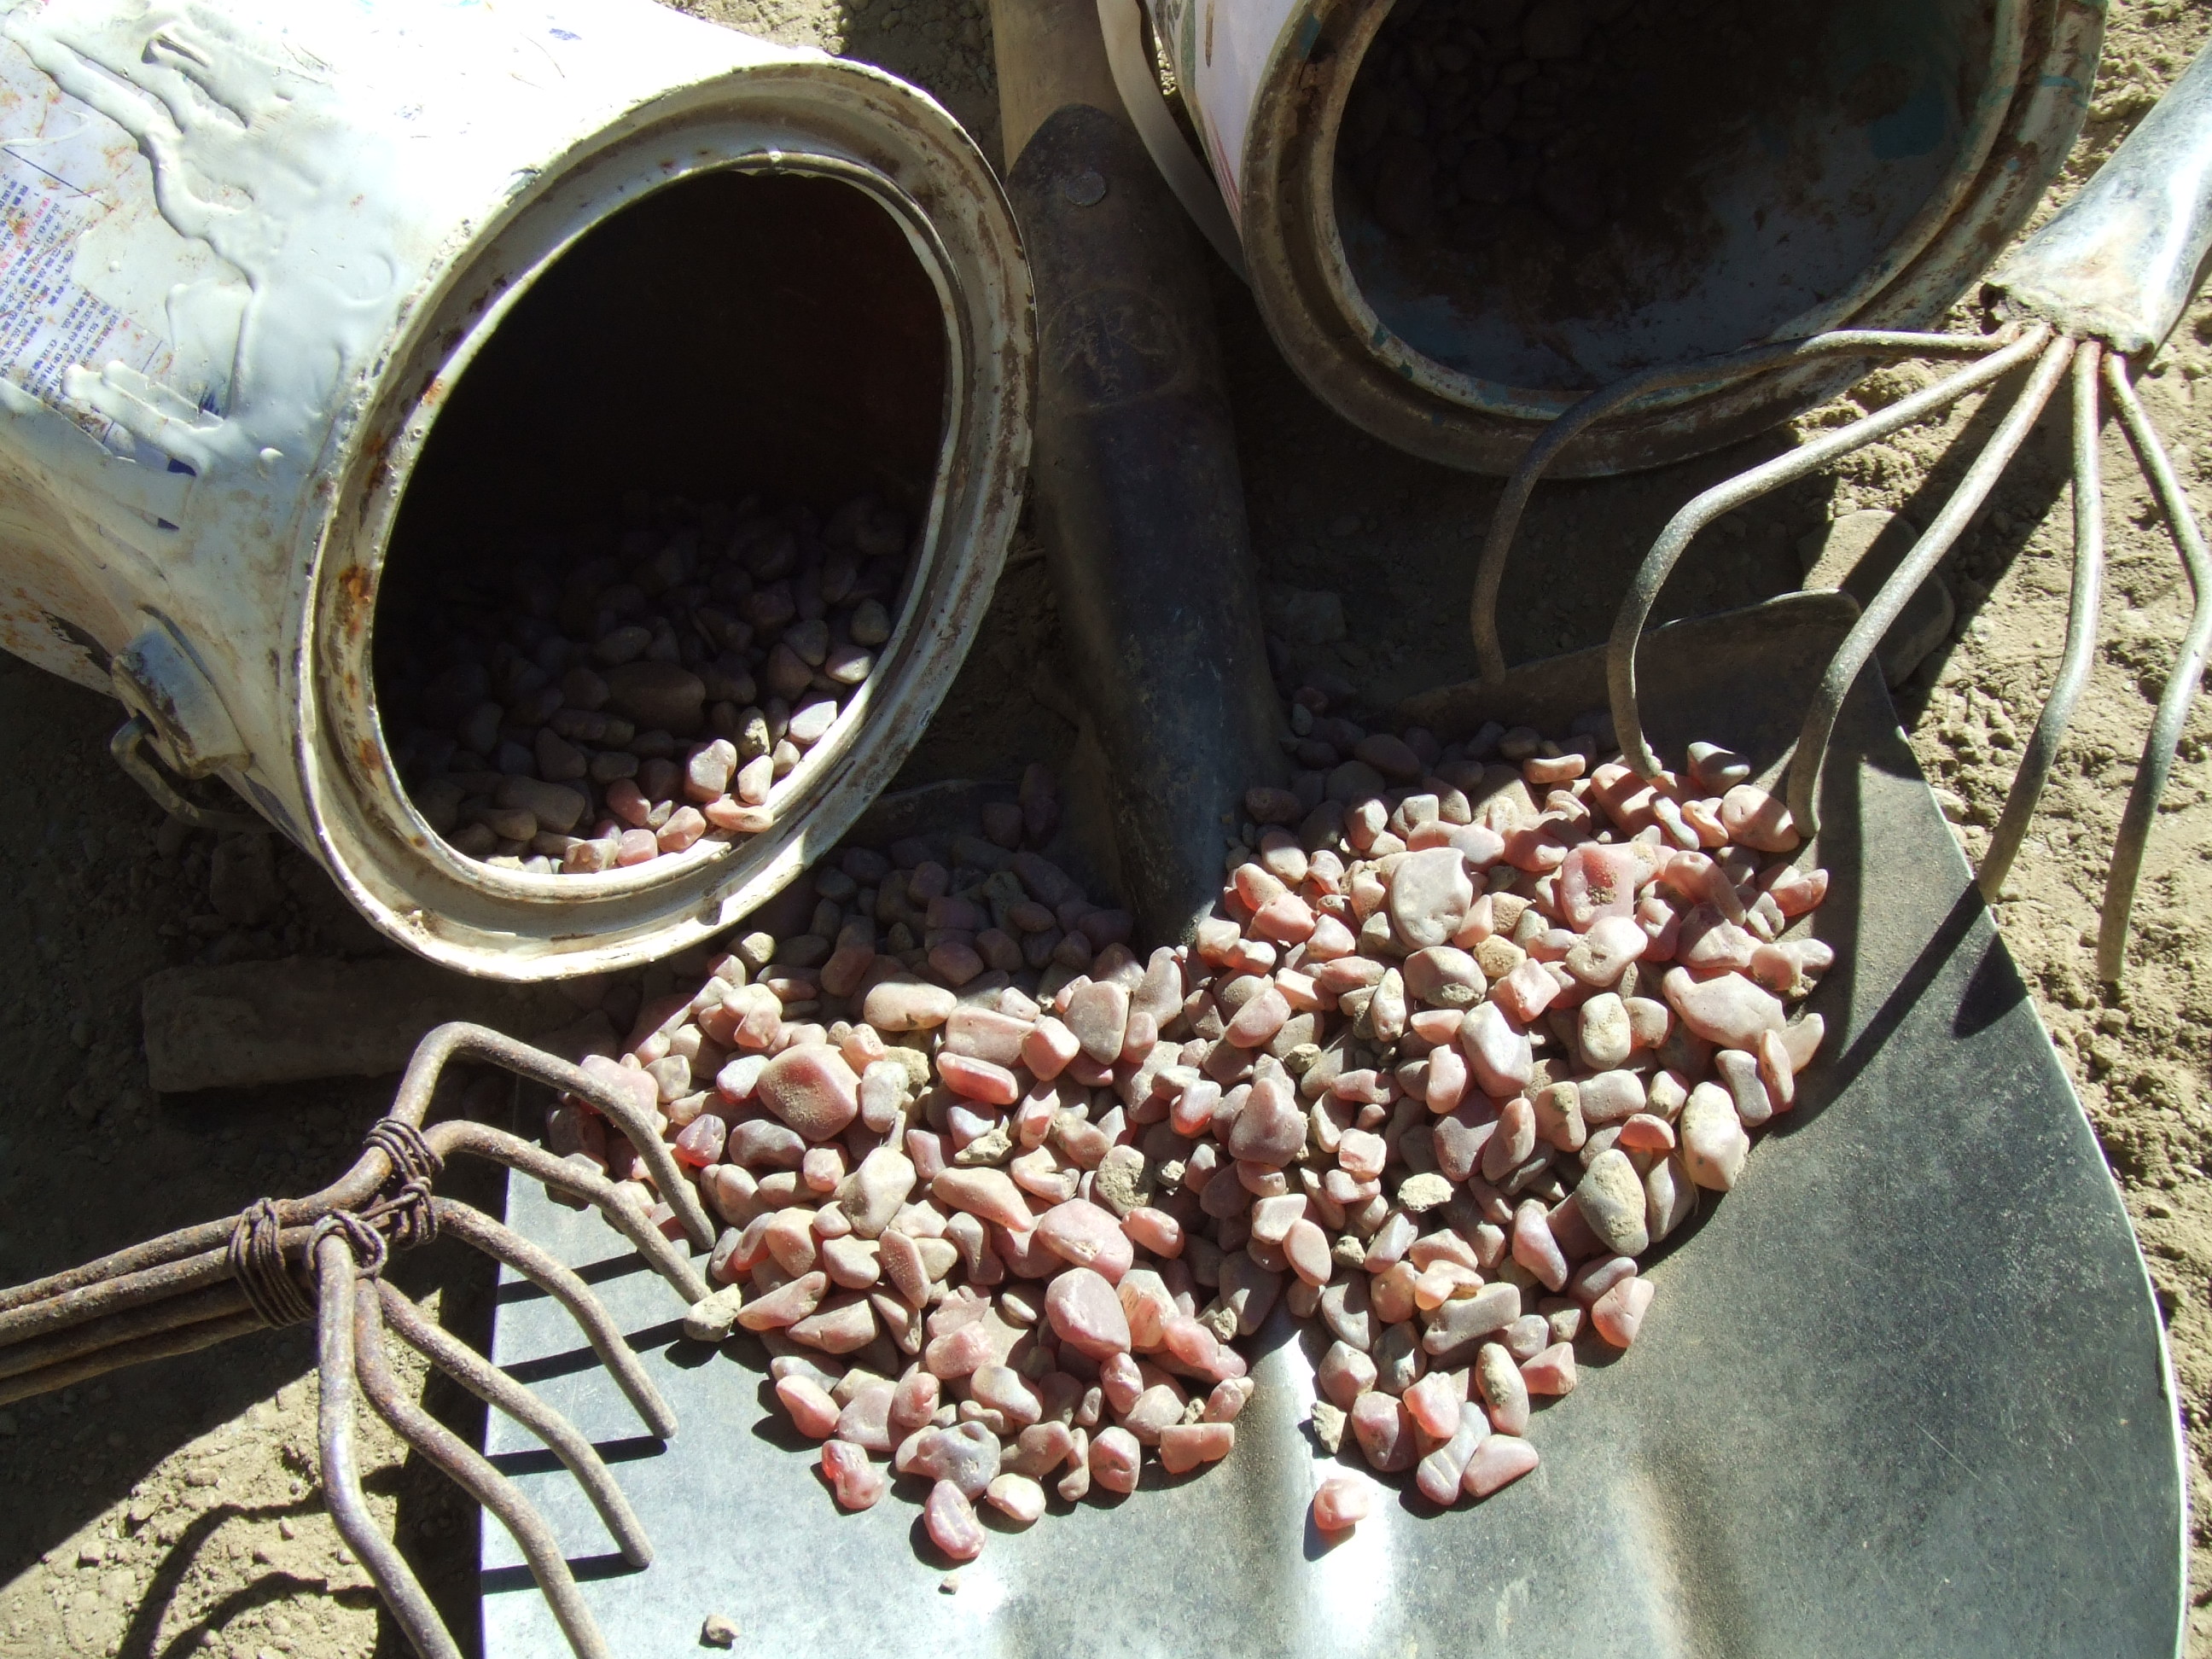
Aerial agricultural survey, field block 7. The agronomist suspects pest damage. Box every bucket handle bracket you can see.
[109,713,264,834]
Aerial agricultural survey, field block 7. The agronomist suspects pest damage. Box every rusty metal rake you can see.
[0,1022,712,1659]
[1470,44,2212,984]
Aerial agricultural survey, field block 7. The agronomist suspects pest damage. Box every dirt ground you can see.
[2,0,2210,1655]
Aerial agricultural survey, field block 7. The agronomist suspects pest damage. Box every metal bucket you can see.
[1121,0,2100,474]
[0,0,1031,977]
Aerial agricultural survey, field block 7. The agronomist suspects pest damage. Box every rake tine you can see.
[431,1197,677,1441]
[352,1281,614,1659]
[375,1278,654,1569]
[0,1021,713,1659]
[1608,326,2055,779]
[0,1027,641,1323]
[1980,340,2109,899]
[1471,326,2016,683]
[387,1022,716,1254]
[1785,331,2075,837]
[314,1234,462,1659]
[429,1120,713,1305]
[2096,352,2212,981]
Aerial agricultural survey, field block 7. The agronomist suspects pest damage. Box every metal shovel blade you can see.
[480,591,2182,1656]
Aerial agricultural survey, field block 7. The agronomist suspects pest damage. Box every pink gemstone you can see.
[1510,1197,1568,1291]
[861,977,958,1033]
[1336,1128,1387,1180]
[1312,1476,1371,1531]
[1557,841,1648,928]
[1592,1275,1656,1348]
[1569,1254,1637,1303]
[1036,1200,1135,1284]
[1407,820,1505,868]
[889,1370,940,1435]
[1284,1219,1332,1286]
[1250,892,1318,945]
[755,1045,861,1140]
[1232,862,1289,911]
[1065,980,1132,1064]
[1720,784,1800,852]
[1402,1371,1463,1439]
[938,1051,1020,1108]
[1765,864,1831,917]
[1090,1425,1142,1494]
[1458,1002,1533,1095]
[656,806,707,853]
[1158,1422,1234,1475]
[736,1271,828,1332]
[924,1479,987,1560]
[928,940,987,987]
[835,1385,896,1452]
[1462,1434,1539,1498]
[614,828,659,866]
[1425,1045,1470,1113]
[1565,914,1649,987]
[1756,1028,1797,1111]
[821,1440,887,1510]
[932,1167,1035,1230]
[1522,1342,1578,1396]
[672,1114,727,1167]
[1099,1351,1144,1415]
[1618,1111,1677,1151]
[1205,1378,1255,1423]
[1225,1072,1304,1167]
[1022,1016,1081,1080]
[905,1421,1001,1497]
[1388,846,1476,949]
[1476,1341,1529,1435]
[1350,1392,1417,1473]
[1225,984,1292,1049]
[775,1374,840,1438]
[923,1321,996,1379]
[984,1472,1047,1526]
[1479,1094,1536,1183]
[1495,957,1561,1022]
[1662,967,1784,1050]
[1122,1206,1184,1257]
[1045,1266,1131,1359]
[1780,1013,1825,1073]
[1417,1401,1490,1504]
[801,1144,845,1193]
[701,796,774,834]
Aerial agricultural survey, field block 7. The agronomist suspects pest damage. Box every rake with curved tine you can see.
[1473,42,2212,982]
[0,1022,707,1659]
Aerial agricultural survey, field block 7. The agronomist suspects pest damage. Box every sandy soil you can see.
[1,0,2209,1655]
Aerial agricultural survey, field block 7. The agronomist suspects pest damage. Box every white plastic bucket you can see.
[0,0,1032,977]
[1108,0,2100,474]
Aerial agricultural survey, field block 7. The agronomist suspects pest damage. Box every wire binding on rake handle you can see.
[0,1023,701,1659]
[1473,320,2212,985]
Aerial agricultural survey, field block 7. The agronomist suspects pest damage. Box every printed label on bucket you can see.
[0,35,192,445]
[0,148,169,439]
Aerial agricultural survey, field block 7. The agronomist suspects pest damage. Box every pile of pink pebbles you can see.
[381,490,911,876]
[1209,694,1829,1529]
[541,696,1832,1560]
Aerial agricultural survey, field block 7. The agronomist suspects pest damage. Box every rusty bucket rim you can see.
[299,62,1036,981]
